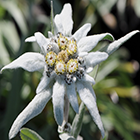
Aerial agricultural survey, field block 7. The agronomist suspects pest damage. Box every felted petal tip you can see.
[34,32,49,53]
[61,3,73,36]
[81,74,95,85]
[48,31,53,38]
[72,23,91,42]
[0,68,3,74]
[25,36,36,42]
[9,132,15,140]
[54,3,73,36]
[86,67,93,73]
[8,89,52,139]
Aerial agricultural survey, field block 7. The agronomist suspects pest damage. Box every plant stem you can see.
[71,102,85,138]
[50,1,54,34]
[94,64,100,80]
[64,94,69,123]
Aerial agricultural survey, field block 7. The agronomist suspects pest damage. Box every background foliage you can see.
[0,0,140,140]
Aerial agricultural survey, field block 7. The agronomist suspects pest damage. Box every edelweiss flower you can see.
[1,3,115,139]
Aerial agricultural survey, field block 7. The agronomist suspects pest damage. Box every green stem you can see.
[71,102,85,138]
[50,1,54,34]
[64,94,69,122]
[94,64,100,79]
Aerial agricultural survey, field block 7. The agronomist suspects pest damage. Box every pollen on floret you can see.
[55,60,66,75]
[66,39,77,56]
[57,50,69,63]
[57,33,68,50]
[67,59,78,73]
[45,51,57,66]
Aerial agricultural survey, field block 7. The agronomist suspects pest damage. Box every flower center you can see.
[57,50,69,63]
[45,33,85,84]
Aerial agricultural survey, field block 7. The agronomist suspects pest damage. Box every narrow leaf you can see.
[103,34,114,41]
[1,1,27,35]
[20,128,44,140]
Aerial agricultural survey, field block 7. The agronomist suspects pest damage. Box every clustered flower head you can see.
[1,2,139,140]
[44,32,84,83]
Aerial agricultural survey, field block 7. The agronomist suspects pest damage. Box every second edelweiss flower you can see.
[1,3,115,139]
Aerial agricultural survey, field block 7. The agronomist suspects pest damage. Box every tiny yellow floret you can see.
[57,33,68,50]
[67,59,78,73]
[55,60,66,75]
[45,51,57,66]
[66,39,77,56]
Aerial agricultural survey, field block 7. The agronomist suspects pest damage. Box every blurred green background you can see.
[0,0,140,140]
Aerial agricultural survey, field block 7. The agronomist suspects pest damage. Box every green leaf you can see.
[1,1,27,35]
[101,135,107,140]
[79,5,97,28]
[46,0,62,14]
[0,30,10,64]
[133,0,140,17]
[104,30,139,55]
[4,69,24,139]
[20,128,44,140]
[0,21,20,53]
[106,86,138,98]
[95,58,120,83]
[71,102,85,139]
[99,95,136,140]
[102,33,114,42]
[90,0,117,15]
